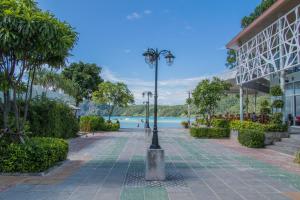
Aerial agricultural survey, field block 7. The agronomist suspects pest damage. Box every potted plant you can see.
[181,121,189,129]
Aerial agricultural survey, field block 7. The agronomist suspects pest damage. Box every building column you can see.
[240,86,243,121]
[254,91,257,113]
[280,70,286,122]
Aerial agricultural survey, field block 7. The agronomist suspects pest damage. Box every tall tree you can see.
[34,68,79,98]
[62,61,103,106]
[225,49,237,69]
[226,0,277,69]
[0,0,77,140]
[192,77,231,127]
[92,81,134,121]
[241,0,277,29]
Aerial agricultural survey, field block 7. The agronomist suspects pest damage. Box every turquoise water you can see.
[106,116,194,129]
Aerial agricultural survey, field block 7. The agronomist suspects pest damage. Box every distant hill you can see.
[79,102,193,117]
[79,94,269,117]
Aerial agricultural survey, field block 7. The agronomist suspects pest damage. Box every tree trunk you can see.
[3,90,10,129]
[23,68,36,129]
[12,87,20,133]
[108,105,114,122]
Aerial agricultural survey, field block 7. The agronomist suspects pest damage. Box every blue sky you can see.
[37,0,261,105]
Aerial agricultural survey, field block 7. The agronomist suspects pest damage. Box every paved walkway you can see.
[1,128,300,200]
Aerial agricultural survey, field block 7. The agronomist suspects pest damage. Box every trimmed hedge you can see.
[229,120,287,132]
[230,120,265,131]
[80,115,120,132]
[194,118,230,129]
[28,97,79,139]
[0,137,68,173]
[211,119,230,129]
[295,151,300,164]
[102,122,120,131]
[238,129,265,148]
[80,115,105,132]
[190,127,230,138]
[264,123,288,132]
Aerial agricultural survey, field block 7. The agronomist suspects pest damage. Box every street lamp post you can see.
[143,101,148,128]
[143,48,175,181]
[143,48,175,149]
[142,91,153,129]
[187,91,191,127]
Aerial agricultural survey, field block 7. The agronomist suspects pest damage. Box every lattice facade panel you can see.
[235,5,300,85]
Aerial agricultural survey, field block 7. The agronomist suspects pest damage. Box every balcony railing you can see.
[235,4,300,85]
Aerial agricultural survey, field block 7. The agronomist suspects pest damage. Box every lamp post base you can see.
[145,148,165,181]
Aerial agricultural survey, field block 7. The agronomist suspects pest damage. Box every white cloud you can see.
[102,67,123,82]
[127,10,152,21]
[127,12,141,20]
[144,10,152,15]
[102,67,212,105]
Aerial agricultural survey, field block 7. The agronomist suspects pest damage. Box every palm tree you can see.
[142,91,153,128]
[34,69,79,98]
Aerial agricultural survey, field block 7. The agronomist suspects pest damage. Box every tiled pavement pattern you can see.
[0,128,300,200]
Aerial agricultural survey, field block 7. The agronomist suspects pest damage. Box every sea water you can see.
[106,116,194,129]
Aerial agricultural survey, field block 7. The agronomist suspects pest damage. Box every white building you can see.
[227,0,300,125]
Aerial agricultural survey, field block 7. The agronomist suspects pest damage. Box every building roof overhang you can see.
[226,0,300,50]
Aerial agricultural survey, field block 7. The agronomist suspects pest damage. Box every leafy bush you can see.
[272,100,284,109]
[79,115,120,132]
[194,118,229,129]
[0,137,68,173]
[211,119,230,129]
[190,127,230,138]
[102,122,120,131]
[271,113,283,124]
[295,151,300,164]
[241,0,276,28]
[28,97,79,139]
[260,99,271,115]
[230,120,287,132]
[229,120,265,131]
[270,85,283,96]
[238,129,265,148]
[194,118,205,125]
[79,115,105,132]
[264,124,288,132]
[181,121,189,129]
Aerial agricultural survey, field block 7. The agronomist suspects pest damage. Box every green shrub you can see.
[80,115,105,132]
[211,119,230,129]
[238,129,265,148]
[270,85,283,96]
[79,116,119,132]
[181,121,189,128]
[264,124,288,132]
[230,119,287,132]
[260,99,271,115]
[0,137,68,173]
[272,100,284,109]
[102,122,120,131]
[271,113,283,124]
[194,118,229,129]
[28,97,79,139]
[295,151,300,164]
[229,120,265,131]
[190,127,230,138]
[195,118,205,125]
